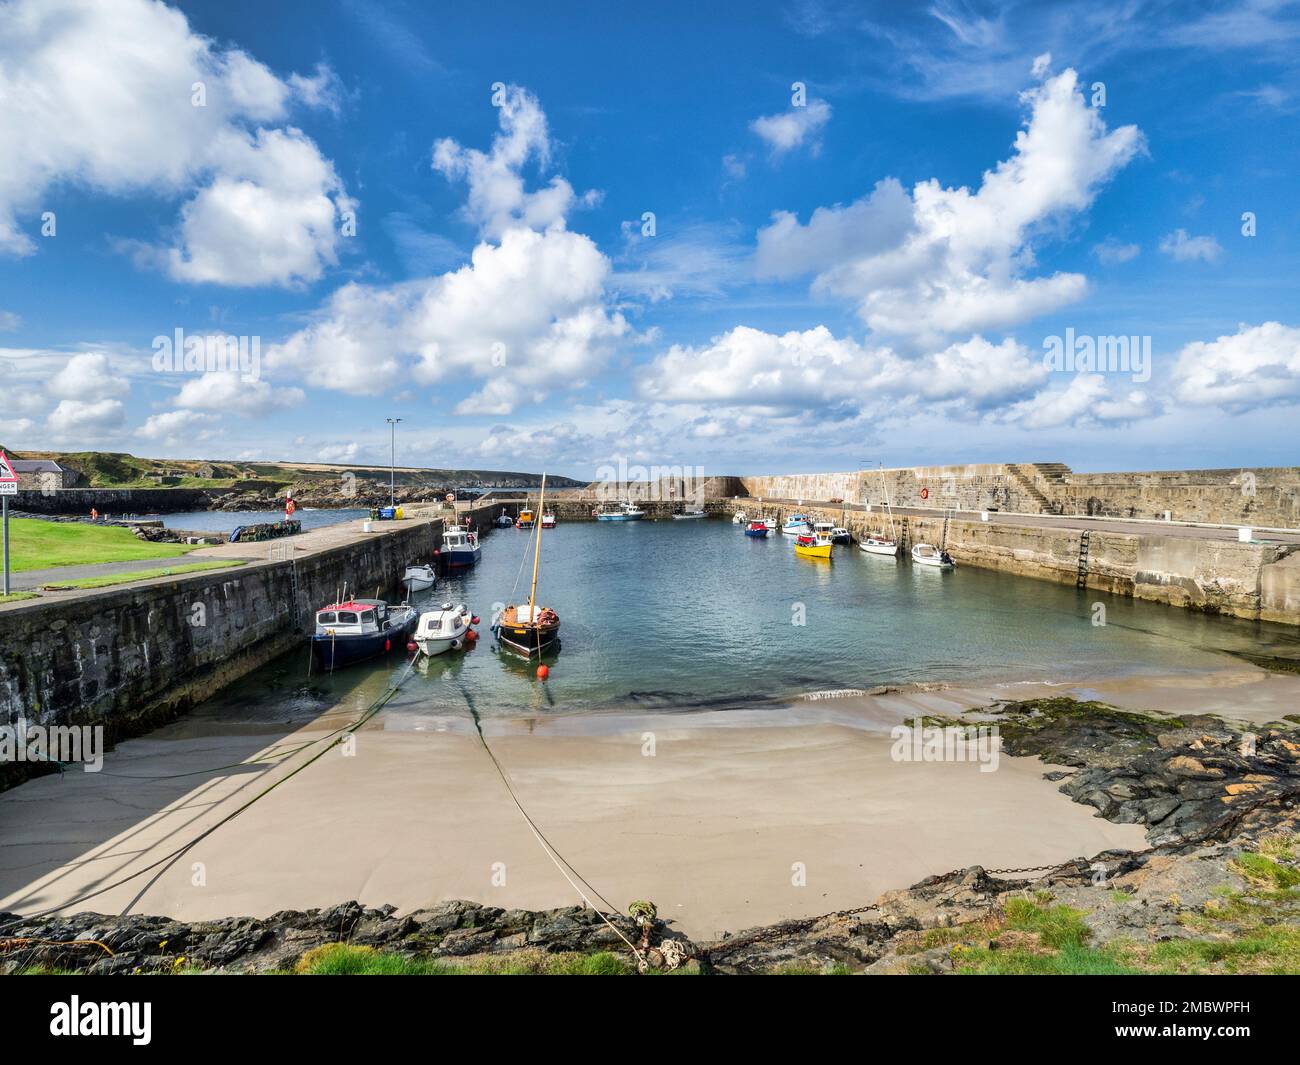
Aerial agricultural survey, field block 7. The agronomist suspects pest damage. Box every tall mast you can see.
[881,464,897,538]
[527,473,546,617]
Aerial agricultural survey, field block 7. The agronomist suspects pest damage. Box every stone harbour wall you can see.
[0,519,444,749]
[742,500,1299,624]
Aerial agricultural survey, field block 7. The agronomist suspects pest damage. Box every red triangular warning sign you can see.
[0,450,16,483]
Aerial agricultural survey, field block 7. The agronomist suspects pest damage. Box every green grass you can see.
[293,943,643,976]
[1232,852,1300,890]
[6,518,197,571]
[0,591,39,603]
[40,560,240,589]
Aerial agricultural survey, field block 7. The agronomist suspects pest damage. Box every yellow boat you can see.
[794,533,833,560]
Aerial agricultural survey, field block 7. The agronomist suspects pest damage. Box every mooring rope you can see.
[18,657,422,920]
[455,684,646,967]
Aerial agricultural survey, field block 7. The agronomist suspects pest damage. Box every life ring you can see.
[920,487,929,500]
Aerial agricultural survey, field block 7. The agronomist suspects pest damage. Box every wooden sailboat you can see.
[493,473,560,658]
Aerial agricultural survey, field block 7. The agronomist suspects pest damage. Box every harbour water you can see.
[198,518,1299,725]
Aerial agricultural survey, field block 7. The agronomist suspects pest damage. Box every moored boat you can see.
[732,511,748,524]
[310,599,418,670]
[912,543,955,569]
[402,563,436,592]
[494,473,562,659]
[830,526,851,544]
[441,525,481,568]
[859,535,900,557]
[763,518,778,532]
[541,513,557,529]
[516,508,536,529]
[595,500,645,521]
[672,508,706,520]
[782,514,812,536]
[415,602,479,656]
[794,532,833,560]
[494,510,515,528]
[744,520,769,538]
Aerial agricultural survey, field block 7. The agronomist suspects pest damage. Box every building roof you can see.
[11,459,64,473]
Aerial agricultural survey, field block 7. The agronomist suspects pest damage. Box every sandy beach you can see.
[21,668,1295,938]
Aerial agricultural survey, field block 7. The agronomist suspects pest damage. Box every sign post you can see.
[0,450,18,596]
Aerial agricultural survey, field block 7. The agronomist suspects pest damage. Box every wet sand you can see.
[0,711,1108,940]
[2,666,1292,940]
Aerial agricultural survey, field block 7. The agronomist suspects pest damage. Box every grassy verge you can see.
[0,591,39,603]
[40,560,241,590]
[7,518,197,570]
[293,944,646,975]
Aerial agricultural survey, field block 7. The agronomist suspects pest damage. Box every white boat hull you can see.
[402,565,436,591]
[860,539,899,556]
[911,544,955,569]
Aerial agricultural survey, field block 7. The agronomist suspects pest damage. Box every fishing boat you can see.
[541,513,557,529]
[744,520,769,538]
[441,525,481,568]
[415,602,479,656]
[672,508,706,520]
[781,514,812,536]
[516,508,536,529]
[402,563,436,592]
[595,500,645,521]
[859,535,900,557]
[493,510,515,528]
[830,527,852,544]
[794,532,833,560]
[732,511,748,524]
[763,518,778,532]
[494,473,561,658]
[861,463,901,558]
[912,543,955,569]
[310,599,419,670]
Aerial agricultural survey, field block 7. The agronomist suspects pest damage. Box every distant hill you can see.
[11,450,584,491]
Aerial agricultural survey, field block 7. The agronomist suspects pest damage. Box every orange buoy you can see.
[407,641,418,652]
[465,629,478,642]
[536,664,550,680]
[470,615,480,624]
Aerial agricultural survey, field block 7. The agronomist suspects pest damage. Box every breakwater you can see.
[0,516,447,776]
[745,501,1300,625]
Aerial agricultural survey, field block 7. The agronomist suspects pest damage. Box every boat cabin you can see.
[314,599,390,637]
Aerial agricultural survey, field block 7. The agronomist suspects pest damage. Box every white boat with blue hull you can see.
[595,500,645,521]
[441,525,481,568]
[402,564,436,592]
[781,514,813,536]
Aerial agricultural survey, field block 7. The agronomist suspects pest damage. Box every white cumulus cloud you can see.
[750,98,832,155]
[1171,321,1300,410]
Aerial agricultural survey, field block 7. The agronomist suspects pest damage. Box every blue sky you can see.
[1,0,1298,479]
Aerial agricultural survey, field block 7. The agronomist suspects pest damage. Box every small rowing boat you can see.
[402,564,436,592]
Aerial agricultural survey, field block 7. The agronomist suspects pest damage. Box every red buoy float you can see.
[385,638,391,652]
[407,641,418,652]
[920,487,930,500]
[536,664,550,680]
[465,629,478,642]
[470,615,480,625]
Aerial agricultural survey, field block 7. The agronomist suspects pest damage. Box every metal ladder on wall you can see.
[1076,530,1091,589]
[269,542,304,631]
[900,516,911,552]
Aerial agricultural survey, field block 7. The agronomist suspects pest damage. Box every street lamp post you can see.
[387,417,402,507]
